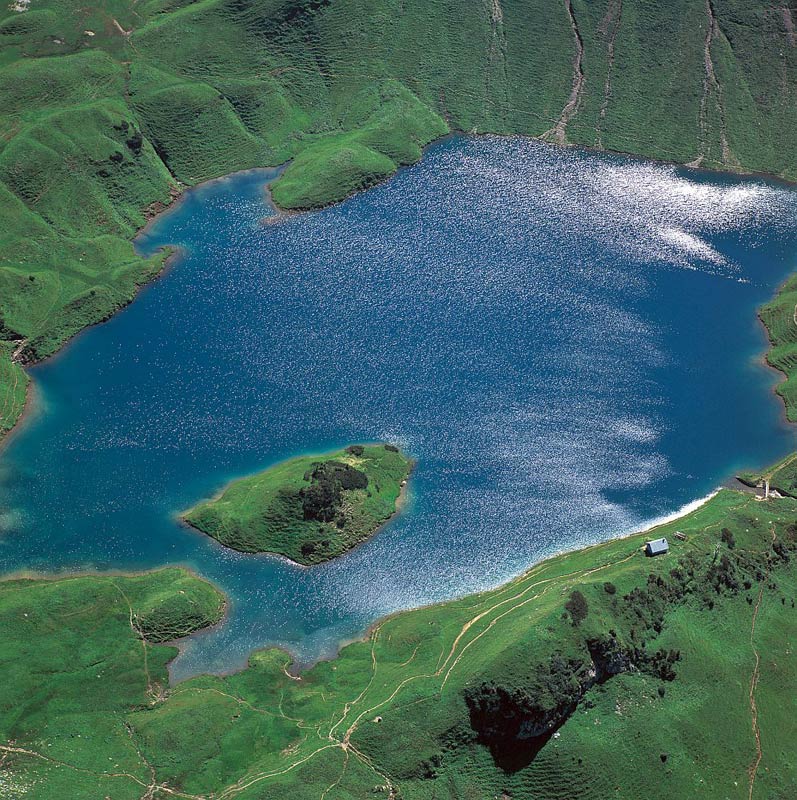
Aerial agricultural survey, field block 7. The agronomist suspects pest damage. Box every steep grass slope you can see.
[0,568,225,798]
[2,491,797,798]
[2,0,797,438]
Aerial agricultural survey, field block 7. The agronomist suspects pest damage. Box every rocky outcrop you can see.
[464,635,677,769]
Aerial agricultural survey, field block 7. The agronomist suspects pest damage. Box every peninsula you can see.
[183,444,412,565]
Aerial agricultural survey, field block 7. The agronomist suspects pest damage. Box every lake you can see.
[1,136,795,679]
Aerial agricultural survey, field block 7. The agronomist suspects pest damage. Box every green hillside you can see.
[183,444,412,564]
[2,0,797,437]
[3,490,797,798]
[736,275,797,497]
[4,2,797,797]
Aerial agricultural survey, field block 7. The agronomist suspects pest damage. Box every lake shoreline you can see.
[5,130,797,448]
[282,487,727,677]
[0,483,724,684]
[3,133,797,683]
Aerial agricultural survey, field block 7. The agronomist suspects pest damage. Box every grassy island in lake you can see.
[183,444,412,565]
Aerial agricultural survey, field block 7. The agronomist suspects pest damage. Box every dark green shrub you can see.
[721,528,736,549]
[565,590,588,627]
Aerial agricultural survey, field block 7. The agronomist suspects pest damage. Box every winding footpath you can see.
[746,527,775,800]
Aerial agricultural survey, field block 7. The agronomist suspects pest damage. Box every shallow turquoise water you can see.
[2,136,796,678]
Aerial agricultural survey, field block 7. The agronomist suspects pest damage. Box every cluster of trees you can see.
[299,460,368,523]
[464,523,797,768]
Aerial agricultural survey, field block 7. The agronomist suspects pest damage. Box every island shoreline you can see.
[0,482,722,683]
[177,466,416,571]
[179,444,415,567]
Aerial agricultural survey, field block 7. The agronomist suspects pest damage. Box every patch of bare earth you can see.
[485,0,510,117]
[596,0,623,148]
[781,6,796,47]
[543,0,585,146]
[689,0,736,168]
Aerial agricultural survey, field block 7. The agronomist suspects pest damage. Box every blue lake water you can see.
[1,136,797,679]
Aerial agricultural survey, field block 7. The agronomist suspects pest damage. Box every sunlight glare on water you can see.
[1,136,796,678]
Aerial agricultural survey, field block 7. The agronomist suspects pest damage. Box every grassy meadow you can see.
[2,490,797,798]
[183,444,412,564]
